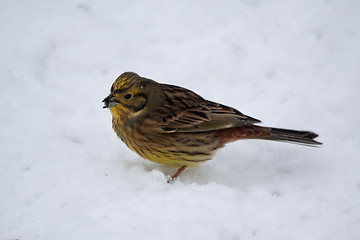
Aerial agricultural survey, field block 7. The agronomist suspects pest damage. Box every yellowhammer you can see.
[103,72,322,181]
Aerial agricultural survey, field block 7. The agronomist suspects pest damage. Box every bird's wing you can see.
[151,84,261,133]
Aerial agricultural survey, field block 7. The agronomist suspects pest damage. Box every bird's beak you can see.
[102,94,119,108]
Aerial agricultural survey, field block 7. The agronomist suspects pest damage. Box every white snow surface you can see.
[1,1,360,239]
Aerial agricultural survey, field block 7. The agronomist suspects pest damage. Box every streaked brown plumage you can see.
[103,72,322,181]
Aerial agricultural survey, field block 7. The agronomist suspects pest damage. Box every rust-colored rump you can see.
[218,125,271,145]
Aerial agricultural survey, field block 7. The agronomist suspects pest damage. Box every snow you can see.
[1,0,360,239]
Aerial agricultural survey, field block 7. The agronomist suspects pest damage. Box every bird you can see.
[103,72,322,181]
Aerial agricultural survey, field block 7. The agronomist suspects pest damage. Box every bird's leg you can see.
[167,165,187,183]
[171,165,187,179]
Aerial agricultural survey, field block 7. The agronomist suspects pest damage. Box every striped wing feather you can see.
[154,84,261,133]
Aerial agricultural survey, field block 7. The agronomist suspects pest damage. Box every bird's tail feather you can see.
[265,127,322,146]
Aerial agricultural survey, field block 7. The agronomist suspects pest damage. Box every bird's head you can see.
[103,72,161,122]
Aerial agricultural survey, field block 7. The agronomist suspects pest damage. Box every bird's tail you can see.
[264,127,322,146]
[218,125,322,147]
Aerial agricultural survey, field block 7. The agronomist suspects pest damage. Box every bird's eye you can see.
[124,94,132,100]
